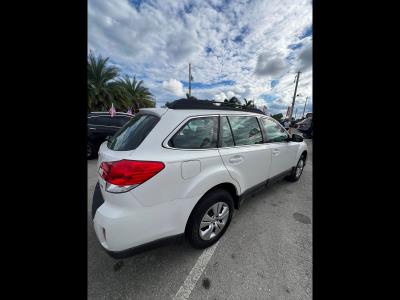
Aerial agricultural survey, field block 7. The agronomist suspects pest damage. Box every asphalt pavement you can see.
[88,139,312,300]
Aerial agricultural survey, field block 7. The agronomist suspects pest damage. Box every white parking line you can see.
[173,241,219,300]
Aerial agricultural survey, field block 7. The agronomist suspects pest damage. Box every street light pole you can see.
[289,71,301,121]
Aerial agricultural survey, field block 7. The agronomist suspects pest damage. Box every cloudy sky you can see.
[88,0,312,116]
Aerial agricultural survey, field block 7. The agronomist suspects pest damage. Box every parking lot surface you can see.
[88,140,312,300]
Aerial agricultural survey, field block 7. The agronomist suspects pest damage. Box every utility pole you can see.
[302,96,308,118]
[289,71,301,121]
[188,63,192,98]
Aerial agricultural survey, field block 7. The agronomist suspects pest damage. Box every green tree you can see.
[186,93,198,101]
[222,97,241,108]
[115,75,154,112]
[88,52,120,111]
[243,98,254,108]
[271,113,284,122]
[161,101,171,108]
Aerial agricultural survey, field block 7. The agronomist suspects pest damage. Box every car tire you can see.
[286,155,306,182]
[87,141,97,159]
[186,189,234,249]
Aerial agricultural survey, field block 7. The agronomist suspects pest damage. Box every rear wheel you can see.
[186,189,234,249]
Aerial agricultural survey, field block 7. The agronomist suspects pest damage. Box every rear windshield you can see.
[107,114,159,151]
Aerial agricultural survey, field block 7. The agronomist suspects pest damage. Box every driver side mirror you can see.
[291,133,303,142]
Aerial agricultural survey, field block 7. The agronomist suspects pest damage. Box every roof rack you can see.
[88,111,132,115]
[167,99,265,115]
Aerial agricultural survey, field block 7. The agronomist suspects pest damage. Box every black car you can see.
[296,117,313,138]
[88,112,133,159]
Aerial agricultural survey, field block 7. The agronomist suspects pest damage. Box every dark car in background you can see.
[296,117,313,138]
[88,112,133,159]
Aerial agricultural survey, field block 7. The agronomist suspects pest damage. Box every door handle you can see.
[229,156,244,164]
[89,127,96,130]
[272,149,280,155]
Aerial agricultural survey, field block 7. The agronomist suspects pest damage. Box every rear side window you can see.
[169,116,218,149]
[107,114,159,151]
[227,116,263,146]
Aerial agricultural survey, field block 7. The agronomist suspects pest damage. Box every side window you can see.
[169,116,218,149]
[221,116,234,147]
[119,116,131,126]
[88,116,114,126]
[261,118,289,143]
[112,116,130,127]
[227,116,263,146]
[88,116,101,125]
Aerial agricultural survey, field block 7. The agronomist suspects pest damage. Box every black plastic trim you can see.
[238,168,293,207]
[91,182,104,220]
[104,234,185,259]
[167,99,266,115]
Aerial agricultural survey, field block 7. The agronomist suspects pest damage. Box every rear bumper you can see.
[91,183,104,219]
[103,234,184,259]
[91,182,198,255]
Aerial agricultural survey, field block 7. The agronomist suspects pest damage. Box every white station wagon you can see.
[92,99,308,258]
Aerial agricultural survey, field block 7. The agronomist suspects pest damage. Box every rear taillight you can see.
[100,160,165,193]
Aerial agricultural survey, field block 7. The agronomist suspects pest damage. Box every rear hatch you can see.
[97,109,167,192]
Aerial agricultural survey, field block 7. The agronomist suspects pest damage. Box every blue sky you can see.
[88,0,312,115]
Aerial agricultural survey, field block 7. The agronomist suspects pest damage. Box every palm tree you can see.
[87,52,120,111]
[243,98,254,108]
[222,97,241,108]
[116,75,154,112]
[186,93,198,101]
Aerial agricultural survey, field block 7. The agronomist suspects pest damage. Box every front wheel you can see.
[186,189,234,249]
[286,155,306,182]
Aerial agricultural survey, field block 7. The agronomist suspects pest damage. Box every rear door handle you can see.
[272,149,280,155]
[229,156,244,164]
[89,127,96,130]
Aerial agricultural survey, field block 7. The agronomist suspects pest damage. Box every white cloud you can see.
[298,42,312,71]
[162,79,186,97]
[88,0,312,111]
[254,54,287,77]
[214,92,227,102]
